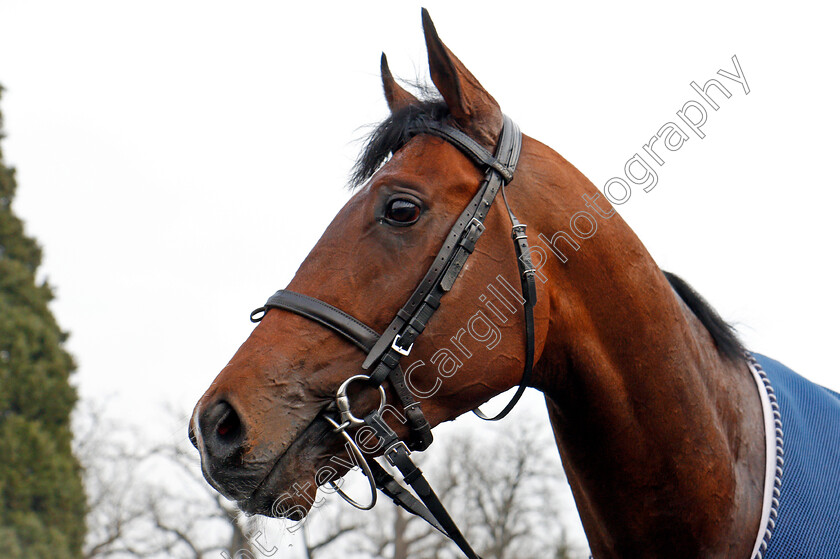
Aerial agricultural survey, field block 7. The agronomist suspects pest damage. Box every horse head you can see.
[190,10,560,519]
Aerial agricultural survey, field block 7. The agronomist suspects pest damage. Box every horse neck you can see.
[515,139,764,557]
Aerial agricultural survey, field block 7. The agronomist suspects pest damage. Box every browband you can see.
[408,116,517,182]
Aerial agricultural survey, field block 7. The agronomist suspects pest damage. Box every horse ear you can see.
[381,53,420,113]
[421,8,502,147]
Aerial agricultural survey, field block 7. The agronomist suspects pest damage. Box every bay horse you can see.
[191,10,840,559]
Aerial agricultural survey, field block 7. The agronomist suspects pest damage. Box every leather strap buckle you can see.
[384,440,411,466]
[391,333,414,356]
[511,222,527,241]
[469,217,485,235]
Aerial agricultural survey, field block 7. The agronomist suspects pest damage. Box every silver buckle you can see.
[391,333,414,356]
[469,217,486,234]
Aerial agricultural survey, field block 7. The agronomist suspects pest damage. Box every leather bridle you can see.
[250,114,536,559]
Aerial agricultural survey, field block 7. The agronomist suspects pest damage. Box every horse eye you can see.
[385,199,421,225]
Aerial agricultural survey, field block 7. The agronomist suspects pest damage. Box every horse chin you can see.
[236,414,338,519]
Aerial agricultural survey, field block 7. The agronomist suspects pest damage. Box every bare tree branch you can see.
[76,403,256,559]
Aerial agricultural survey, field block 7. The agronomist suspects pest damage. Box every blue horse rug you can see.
[750,353,840,559]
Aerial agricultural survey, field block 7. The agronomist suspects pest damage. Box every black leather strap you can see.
[366,458,447,534]
[251,290,379,351]
[363,116,522,386]
[409,117,515,182]
[472,200,537,421]
[365,411,483,559]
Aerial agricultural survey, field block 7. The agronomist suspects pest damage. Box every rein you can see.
[250,115,535,559]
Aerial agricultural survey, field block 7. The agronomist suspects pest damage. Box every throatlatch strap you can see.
[473,205,537,421]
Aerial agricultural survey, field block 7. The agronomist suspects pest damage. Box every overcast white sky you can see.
[1,0,838,552]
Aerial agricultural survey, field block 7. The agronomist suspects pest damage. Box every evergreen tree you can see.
[0,84,86,558]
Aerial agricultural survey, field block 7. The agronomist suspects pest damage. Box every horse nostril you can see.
[215,406,241,442]
[199,400,245,460]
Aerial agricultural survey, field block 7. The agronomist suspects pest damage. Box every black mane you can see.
[663,271,744,361]
[350,99,449,189]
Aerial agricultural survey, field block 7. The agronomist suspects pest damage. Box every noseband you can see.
[250,114,535,559]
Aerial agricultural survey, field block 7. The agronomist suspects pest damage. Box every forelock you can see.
[349,99,449,189]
